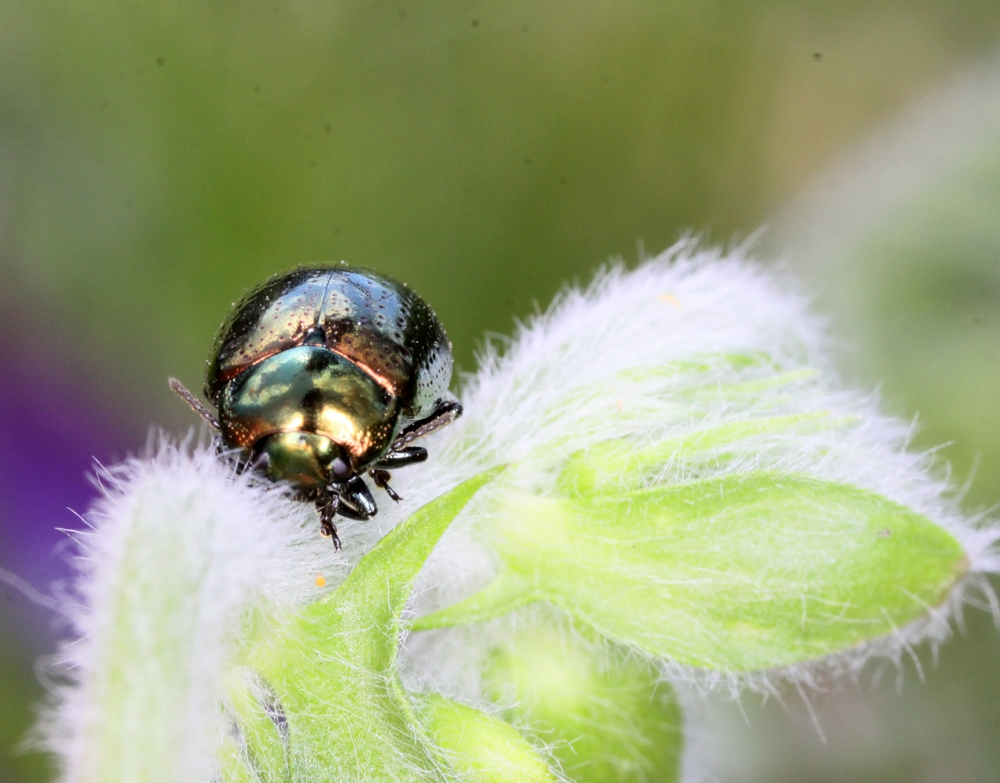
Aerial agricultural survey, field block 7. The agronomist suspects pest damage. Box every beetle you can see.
[169,264,462,548]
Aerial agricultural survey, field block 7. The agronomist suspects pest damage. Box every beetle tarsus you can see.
[320,521,342,550]
[370,468,401,502]
[318,497,342,550]
[168,377,221,430]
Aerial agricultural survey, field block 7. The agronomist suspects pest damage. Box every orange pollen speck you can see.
[315,574,327,587]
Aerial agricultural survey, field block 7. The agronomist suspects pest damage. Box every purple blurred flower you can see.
[0,341,129,593]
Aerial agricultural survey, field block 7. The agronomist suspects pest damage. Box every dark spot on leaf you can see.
[471,18,480,27]
[156,56,165,66]
[262,696,289,744]
[812,52,823,61]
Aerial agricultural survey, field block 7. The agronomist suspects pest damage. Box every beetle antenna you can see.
[168,377,220,431]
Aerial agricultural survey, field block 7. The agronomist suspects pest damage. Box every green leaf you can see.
[418,693,556,783]
[227,467,504,782]
[218,734,261,783]
[556,412,847,497]
[220,670,291,782]
[484,621,682,783]
[418,472,967,671]
[413,570,536,631]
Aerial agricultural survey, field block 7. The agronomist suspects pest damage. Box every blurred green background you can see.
[2,2,999,781]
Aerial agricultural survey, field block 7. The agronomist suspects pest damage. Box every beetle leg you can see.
[369,469,402,502]
[317,494,342,550]
[335,476,378,521]
[372,446,428,470]
[390,400,463,450]
[168,377,220,430]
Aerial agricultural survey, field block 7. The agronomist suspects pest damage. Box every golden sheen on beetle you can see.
[169,264,462,548]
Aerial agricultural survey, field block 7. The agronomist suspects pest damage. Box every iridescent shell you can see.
[206,266,454,467]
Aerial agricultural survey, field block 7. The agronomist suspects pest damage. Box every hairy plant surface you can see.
[39,245,998,782]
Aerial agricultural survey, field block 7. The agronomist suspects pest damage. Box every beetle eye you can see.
[331,456,352,481]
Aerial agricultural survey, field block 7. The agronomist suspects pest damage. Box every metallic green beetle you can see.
[170,264,462,547]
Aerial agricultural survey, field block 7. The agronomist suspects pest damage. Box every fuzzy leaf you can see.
[484,622,682,783]
[418,472,966,671]
[221,670,291,782]
[557,412,845,497]
[230,467,503,782]
[418,693,556,783]
[218,735,261,783]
